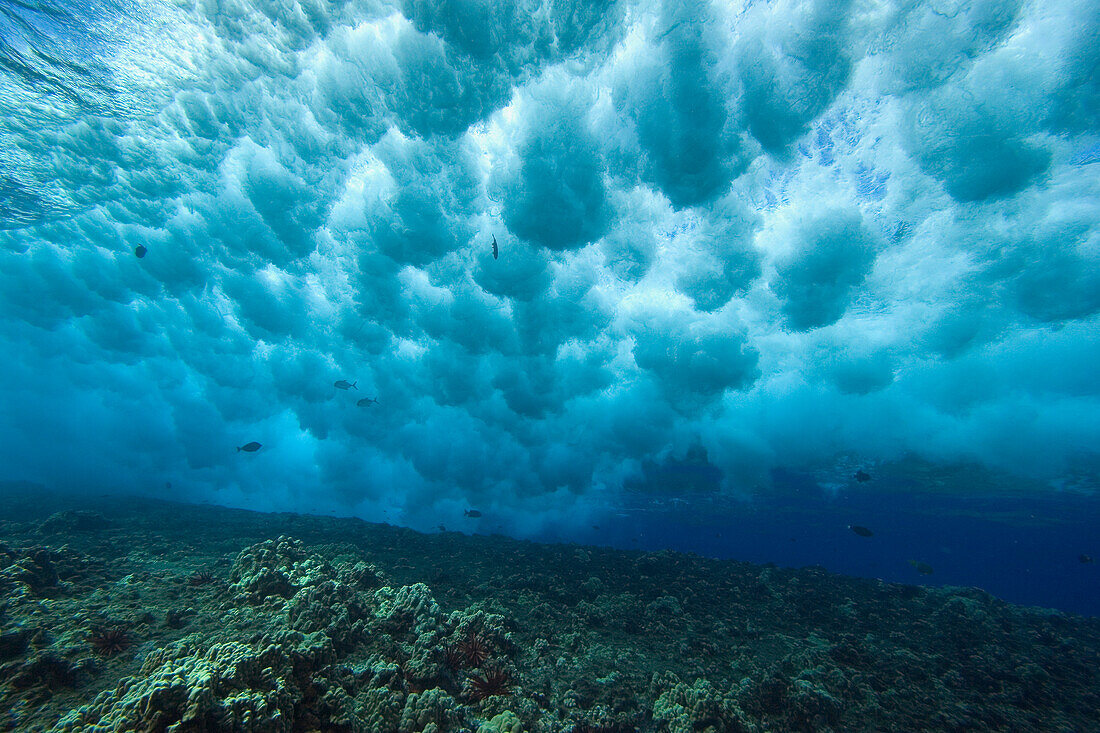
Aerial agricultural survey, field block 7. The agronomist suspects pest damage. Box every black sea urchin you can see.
[88,627,132,657]
[444,643,465,670]
[458,630,491,667]
[467,664,512,701]
[188,570,215,586]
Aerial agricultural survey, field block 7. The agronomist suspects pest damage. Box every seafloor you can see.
[1,487,1098,732]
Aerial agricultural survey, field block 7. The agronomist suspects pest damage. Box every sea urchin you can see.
[458,629,491,667]
[88,627,132,657]
[466,664,512,701]
[187,570,215,586]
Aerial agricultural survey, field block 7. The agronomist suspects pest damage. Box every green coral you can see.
[53,631,333,732]
[398,688,461,732]
[652,674,758,733]
[228,536,322,603]
[476,710,525,733]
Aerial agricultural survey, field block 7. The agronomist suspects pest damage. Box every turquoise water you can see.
[1,0,1098,615]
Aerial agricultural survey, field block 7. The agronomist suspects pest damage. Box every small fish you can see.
[165,482,172,490]
[335,380,357,390]
[464,509,482,518]
[491,234,498,260]
[237,442,262,453]
[849,525,874,537]
[909,560,934,575]
[855,469,872,482]
[134,245,147,258]
[438,524,446,532]
[357,397,379,407]
[1080,554,1094,564]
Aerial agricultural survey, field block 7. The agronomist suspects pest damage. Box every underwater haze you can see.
[2,0,1099,616]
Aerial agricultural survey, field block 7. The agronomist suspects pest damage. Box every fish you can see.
[237,442,262,452]
[1080,554,1094,564]
[438,524,446,532]
[335,380,357,390]
[849,525,874,537]
[357,397,379,407]
[464,509,482,518]
[491,234,498,260]
[134,245,147,258]
[909,560,934,575]
[855,469,872,482]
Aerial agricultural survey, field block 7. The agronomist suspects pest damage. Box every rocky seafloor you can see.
[1,488,1099,732]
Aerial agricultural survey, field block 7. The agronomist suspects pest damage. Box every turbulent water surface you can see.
[1,0,1099,729]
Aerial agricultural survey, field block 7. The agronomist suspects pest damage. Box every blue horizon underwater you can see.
[3,0,1100,727]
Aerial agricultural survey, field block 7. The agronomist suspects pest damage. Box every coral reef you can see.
[1,490,1099,732]
[47,535,524,732]
[651,675,756,733]
[54,632,332,732]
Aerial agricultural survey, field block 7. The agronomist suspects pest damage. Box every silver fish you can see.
[335,380,357,390]
[237,442,262,452]
[357,397,379,407]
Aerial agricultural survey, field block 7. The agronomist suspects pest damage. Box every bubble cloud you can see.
[0,0,1097,534]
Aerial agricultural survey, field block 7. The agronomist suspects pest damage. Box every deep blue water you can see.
[533,473,1100,616]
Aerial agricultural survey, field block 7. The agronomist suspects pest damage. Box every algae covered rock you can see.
[8,653,84,693]
[0,548,58,595]
[37,511,111,534]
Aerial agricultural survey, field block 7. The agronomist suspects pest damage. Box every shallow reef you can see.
[1,489,1099,732]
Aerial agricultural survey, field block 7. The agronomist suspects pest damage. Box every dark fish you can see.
[491,234,498,260]
[855,469,872,482]
[438,524,446,532]
[909,560,934,575]
[1080,554,1094,564]
[237,442,262,453]
[134,245,147,258]
[335,380,357,390]
[357,397,379,407]
[464,509,482,518]
[849,525,874,537]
